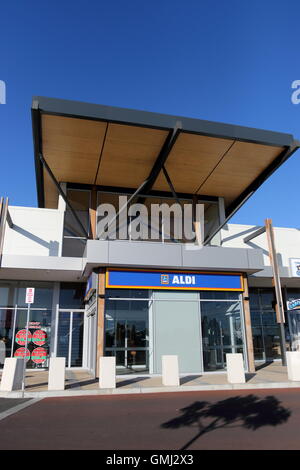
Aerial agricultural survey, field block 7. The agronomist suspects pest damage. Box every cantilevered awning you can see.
[32,96,299,227]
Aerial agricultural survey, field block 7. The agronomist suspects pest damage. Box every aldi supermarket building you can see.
[0,96,300,376]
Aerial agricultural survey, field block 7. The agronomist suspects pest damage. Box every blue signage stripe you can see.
[106,270,243,291]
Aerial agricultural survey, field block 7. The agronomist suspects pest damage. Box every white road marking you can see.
[0,398,43,422]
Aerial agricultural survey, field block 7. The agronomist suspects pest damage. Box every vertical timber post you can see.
[96,269,106,378]
[265,218,287,366]
[89,186,97,240]
[242,274,255,373]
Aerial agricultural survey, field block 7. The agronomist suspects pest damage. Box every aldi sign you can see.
[106,269,243,291]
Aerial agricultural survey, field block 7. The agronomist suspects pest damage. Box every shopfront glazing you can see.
[0,281,53,369]
[104,288,246,374]
[249,287,290,362]
[0,281,87,370]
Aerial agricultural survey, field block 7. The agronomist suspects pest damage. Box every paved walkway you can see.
[1,362,300,398]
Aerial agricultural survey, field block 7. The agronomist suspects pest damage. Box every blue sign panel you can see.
[106,269,243,291]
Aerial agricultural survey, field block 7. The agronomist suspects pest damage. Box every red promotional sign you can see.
[32,330,47,346]
[14,347,30,362]
[15,329,32,346]
[31,347,47,364]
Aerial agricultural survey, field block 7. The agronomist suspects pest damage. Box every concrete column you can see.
[0,358,24,391]
[286,352,300,381]
[48,357,66,390]
[162,355,180,386]
[58,182,67,211]
[99,356,116,388]
[226,353,246,384]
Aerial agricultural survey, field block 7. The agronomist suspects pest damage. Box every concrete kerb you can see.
[1,380,300,399]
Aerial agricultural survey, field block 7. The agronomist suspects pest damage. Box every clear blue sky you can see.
[0,0,300,227]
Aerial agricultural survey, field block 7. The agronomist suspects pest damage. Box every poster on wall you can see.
[14,326,49,368]
[14,347,30,362]
[32,330,47,346]
[289,259,300,277]
[31,347,47,364]
[15,329,32,345]
[287,299,300,312]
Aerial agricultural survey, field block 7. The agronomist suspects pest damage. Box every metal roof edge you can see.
[32,96,296,148]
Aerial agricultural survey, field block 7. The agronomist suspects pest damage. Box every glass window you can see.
[106,289,149,299]
[16,282,53,308]
[70,312,84,367]
[56,312,70,363]
[286,289,300,302]
[0,283,17,307]
[249,288,260,308]
[259,289,275,309]
[252,326,264,361]
[56,311,84,367]
[201,300,244,371]
[249,287,287,362]
[59,283,85,309]
[0,282,53,309]
[200,291,240,301]
[63,189,90,257]
[0,309,15,368]
[97,191,220,245]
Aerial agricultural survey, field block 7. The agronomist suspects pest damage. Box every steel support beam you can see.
[205,144,299,246]
[137,123,181,203]
[39,153,89,239]
[162,165,181,206]
[226,144,298,220]
[98,124,182,239]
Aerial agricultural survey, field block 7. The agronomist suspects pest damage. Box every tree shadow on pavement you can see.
[161,394,291,450]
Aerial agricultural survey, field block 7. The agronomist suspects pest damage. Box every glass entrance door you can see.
[57,310,84,368]
[200,300,244,371]
[104,295,149,374]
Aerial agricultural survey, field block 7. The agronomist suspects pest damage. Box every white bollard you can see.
[162,355,180,386]
[226,353,245,384]
[48,357,66,391]
[286,351,300,381]
[0,358,24,391]
[99,357,116,389]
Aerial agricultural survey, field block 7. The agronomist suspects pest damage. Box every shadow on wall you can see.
[221,225,284,266]
[10,225,59,256]
[161,394,291,450]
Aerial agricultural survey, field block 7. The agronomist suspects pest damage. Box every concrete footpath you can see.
[1,362,300,399]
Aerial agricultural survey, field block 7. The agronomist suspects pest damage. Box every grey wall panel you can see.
[251,266,290,278]
[85,240,109,264]
[153,291,202,374]
[107,241,182,267]
[84,240,265,273]
[1,254,84,271]
[247,250,265,271]
[182,246,257,271]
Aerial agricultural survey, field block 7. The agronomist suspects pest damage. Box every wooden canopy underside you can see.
[41,114,285,209]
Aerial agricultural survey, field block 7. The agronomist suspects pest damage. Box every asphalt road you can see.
[0,389,300,450]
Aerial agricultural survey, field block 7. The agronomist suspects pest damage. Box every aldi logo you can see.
[161,274,169,285]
